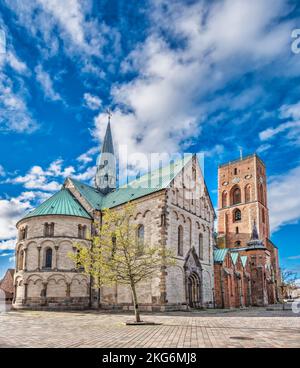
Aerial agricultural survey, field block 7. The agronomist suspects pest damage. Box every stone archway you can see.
[187,272,201,308]
[184,247,203,308]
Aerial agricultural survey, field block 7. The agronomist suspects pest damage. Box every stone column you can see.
[16,251,19,272]
[54,245,59,271]
[23,248,28,271]
[66,283,71,298]
[23,283,28,305]
[37,246,41,271]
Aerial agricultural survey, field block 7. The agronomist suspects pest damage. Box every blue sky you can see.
[0,0,300,281]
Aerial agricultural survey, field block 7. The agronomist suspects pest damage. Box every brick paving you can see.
[0,308,299,348]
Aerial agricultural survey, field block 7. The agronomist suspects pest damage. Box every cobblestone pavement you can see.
[0,308,299,348]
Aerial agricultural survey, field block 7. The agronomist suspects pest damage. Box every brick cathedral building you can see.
[214,154,281,308]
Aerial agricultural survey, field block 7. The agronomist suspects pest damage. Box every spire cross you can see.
[106,109,112,123]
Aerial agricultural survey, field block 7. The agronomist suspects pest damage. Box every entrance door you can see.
[187,272,201,308]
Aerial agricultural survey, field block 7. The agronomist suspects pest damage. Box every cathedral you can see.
[12,119,281,311]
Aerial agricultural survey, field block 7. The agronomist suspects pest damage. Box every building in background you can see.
[215,154,281,307]
[0,269,15,304]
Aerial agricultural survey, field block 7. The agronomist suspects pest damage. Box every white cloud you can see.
[6,51,29,75]
[83,93,102,110]
[7,159,78,191]
[0,239,16,251]
[259,102,300,145]
[35,64,62,101]
[4,0,109,58]
[259,121,300,141]
[0,190,53,244]
[92,0,293,161]
[287,255,300,260]
[0,73,37,133]
[9,255,15,263]
[77,146,99,165]
[268,165,300,232]
[0,165,5,176]
[73,166,96,182]
[204,144,224,158]
[0,195,32,240]
[257,143,272,154]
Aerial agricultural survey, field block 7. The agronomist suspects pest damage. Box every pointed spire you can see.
[101,120,114,155]
[94,111,116,194]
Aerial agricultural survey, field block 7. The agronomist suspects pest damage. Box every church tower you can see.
[94,115,116,194]
[217,154,270,248]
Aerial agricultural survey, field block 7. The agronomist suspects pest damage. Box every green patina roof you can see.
[21,189,92,221]
[21,156,194,222]
[70,178,104,210]
[230,252,239,265]
[101,156,192,209]
[214,248,229,263]
[240,255,248,268]
[69,155,192,210]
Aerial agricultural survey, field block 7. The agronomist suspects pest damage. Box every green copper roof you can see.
[21,189,92,221]
[67,156,192,210]
[70,178,104,210]
[230,252,239,265]
[214,248,228,263]
[240,255,248,268]
[102,156,191,209]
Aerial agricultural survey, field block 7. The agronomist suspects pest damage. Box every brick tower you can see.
[217,154,270,248]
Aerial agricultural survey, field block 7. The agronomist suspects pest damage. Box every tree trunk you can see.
[131,282,141,323]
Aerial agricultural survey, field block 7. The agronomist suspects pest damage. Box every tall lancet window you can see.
[137,225,144,255]
[199,233,204,260]
[178,225,183,256]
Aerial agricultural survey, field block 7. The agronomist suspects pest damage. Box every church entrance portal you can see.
[187,272,202,308]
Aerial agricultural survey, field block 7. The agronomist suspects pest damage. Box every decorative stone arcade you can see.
[184,248,203,308]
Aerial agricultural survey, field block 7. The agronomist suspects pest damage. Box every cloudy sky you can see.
[0,0,300,281]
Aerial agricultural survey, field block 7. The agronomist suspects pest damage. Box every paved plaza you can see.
[0,307,299,348]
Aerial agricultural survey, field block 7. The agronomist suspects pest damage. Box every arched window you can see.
[235,241,241,247]
[231,186,241,205]
[222,191,228,208]
[178,225,183,256]
[199,233,203,260]
[137,225,144,255]
[236,226,239,234]
[45,248,53,269]
[233,209,241,222]
[234,168,238,175]
[245,185,251,203]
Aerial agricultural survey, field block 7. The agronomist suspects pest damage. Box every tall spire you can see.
[94,112,116,194]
